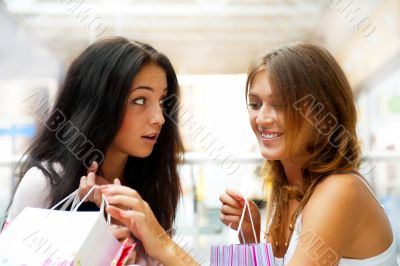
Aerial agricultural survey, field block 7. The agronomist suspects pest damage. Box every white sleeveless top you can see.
[274,173,399,266]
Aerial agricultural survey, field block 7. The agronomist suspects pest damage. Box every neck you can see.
[280,159,304,188]
[101,147,128,183]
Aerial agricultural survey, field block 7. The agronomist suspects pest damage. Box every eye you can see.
[132,98,145,105]
[270,102,287,110]
[247,101,262,110]
[160,94,169,109]
[159,99,165,110]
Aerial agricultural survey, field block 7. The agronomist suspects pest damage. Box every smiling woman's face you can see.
[248,70,287,160]
[248,70,313,162]
[110,63,168,158]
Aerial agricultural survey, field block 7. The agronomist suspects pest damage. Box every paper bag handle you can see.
[72,186,111,226]
[237,197,258,244]
[50,189,79,211]
[50,186,111,226]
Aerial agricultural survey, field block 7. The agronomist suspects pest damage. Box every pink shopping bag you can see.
[112,238,136,266]
[210,198,274,266]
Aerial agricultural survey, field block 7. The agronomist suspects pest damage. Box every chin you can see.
[135,154,150,158]
[260,148,284,161]
[130,149,153,158]
[261,154,280,161]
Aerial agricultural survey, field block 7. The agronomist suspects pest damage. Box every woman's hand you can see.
[110,224,132,242]
[100,185,198,266]
[219,188,261,243]
[100,185,169,258]
[79,161,109,207]
[79,166,130,242]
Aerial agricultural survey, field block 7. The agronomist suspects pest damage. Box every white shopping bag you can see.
[0,187,122,266]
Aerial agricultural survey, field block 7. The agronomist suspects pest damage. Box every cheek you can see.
[276,113,285,130]
[114,123,131,147]
[249,112,258,133]
[293,125,314,152]
[119,115,132,135]
[116,111,141,140]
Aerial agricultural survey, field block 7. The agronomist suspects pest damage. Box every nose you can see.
[255,104,276,125]
[149,103,165,127]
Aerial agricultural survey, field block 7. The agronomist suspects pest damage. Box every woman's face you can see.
[248,70,313,161]
[110,63,168,158]
[248,70,287,160]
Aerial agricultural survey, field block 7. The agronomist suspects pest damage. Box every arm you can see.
[100,185,200,266]
[154,231,200,266]
[287,175,366,266]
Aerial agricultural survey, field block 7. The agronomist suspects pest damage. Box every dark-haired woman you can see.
[219,43,398,265]
[5,37,198,265]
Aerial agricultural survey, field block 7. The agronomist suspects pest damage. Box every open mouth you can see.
[261,131,284,140]
[142,134,158,140]
[141,132,160,143]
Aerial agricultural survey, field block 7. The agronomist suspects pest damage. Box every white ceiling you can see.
[2,0,330,74]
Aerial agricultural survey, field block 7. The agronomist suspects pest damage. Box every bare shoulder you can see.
[317,172,367,192]
[286,174,373,264]
[306,173,371,213]
[301,173,373,244]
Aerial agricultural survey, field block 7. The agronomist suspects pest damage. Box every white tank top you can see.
[274,173,399,266]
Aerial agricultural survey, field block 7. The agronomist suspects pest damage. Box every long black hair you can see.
[10,36,184,232]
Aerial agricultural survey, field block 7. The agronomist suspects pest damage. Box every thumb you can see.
[87,161,98,174]
[113,178,121,185]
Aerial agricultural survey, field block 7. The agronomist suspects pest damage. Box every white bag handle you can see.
[50,189,79,211]
[50,186,111,226]
[237,197,258,244]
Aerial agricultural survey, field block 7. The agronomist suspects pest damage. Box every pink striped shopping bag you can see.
[210,199,274,266]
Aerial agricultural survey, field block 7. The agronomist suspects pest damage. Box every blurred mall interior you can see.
[0,0,399,264]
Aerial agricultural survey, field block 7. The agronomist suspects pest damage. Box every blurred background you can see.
[0,0,399,264]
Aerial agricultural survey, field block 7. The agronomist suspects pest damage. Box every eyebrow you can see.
[248,92,276,98]
[131,86,168,93]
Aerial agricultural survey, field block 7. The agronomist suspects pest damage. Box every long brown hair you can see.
[246,42,362,255]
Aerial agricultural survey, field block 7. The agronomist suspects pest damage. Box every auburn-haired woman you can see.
[5,37,198,265]
[220,43,398,266]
